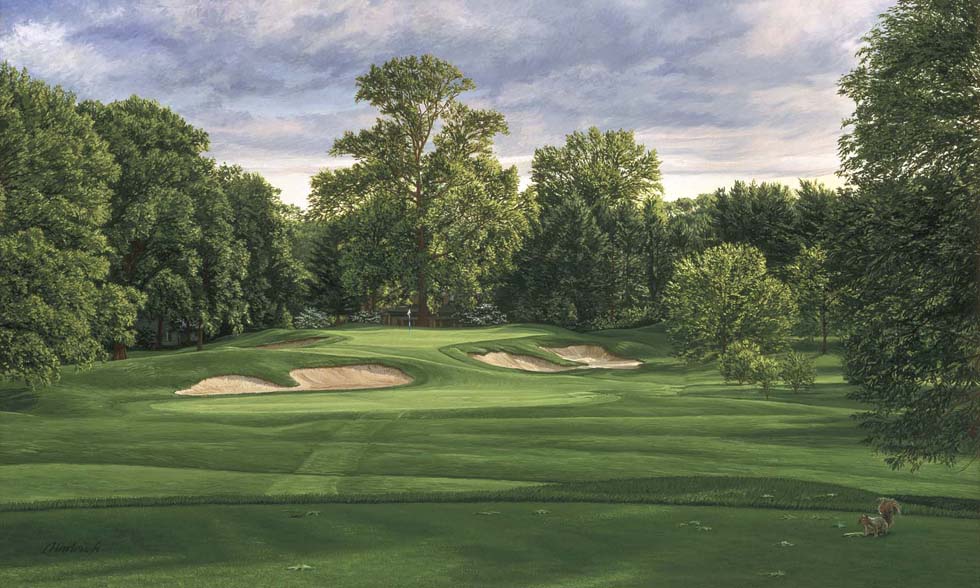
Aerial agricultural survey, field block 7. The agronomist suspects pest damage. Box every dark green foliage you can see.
[835,0,980,468]
[796,180,839,248]
[216,165,306,328]
[712,180,800,270]
[505,192,612,326]
[306,221,360,316]
[0,63,122,385]
[781,352,816,393]
[81,96,207,351]
[665,243,797,360]
[507,128,663,325]
[189,173,249,347]
[643,194,719,315]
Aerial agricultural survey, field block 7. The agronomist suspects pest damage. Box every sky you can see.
[0,0,895,207]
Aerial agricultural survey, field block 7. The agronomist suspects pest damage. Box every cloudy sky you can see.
[1,0,894,206]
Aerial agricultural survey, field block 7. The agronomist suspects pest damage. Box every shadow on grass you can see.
[0,385,38,413]
[3,476,976,519]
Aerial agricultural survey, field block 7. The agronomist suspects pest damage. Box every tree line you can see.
[0,64,306,388]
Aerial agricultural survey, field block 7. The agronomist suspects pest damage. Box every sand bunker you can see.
[469,352,576,373]
[254,337,326,349]
[175,365,412,396]
[544,345,642,369]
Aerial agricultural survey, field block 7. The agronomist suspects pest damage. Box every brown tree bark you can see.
[156,317,164,350]
[112,343,127,361]
[196,325,204,351]
[820,313,828,355]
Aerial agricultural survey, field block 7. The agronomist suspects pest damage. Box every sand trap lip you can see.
[469,352,576,373]
[544,345,641,369]
[175,364,412,396]
[254,337,326,349]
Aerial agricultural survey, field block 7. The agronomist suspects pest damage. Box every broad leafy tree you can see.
[217,165,306,328]
[0,63,131,385]
[665,243,796,360]
[835,0,980,468]
[526,127,663,318]
[81,96,206,354]
[189,173,249,349]
[645,193,719,313]
[786,245,833,353]
[312,55,529,324]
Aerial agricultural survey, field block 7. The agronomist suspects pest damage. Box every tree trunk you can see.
[156,317,164,350]
[820,311,828,355]
[417,271,430,327]
[112,343,127,361]
[415,220,430,327]
[196,325,204,351]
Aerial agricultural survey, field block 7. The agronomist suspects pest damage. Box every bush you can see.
[294,308,335,330]
[751,355,781,400]
[720,340,762,384]
[781,352,816,392]
[457,303,508,327]
[347,310,381,324]
[585,306,658,331]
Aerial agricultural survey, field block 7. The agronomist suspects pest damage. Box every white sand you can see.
[544,345,642,369]
[254,337,326,349]
[175,364,412,396]
[469,352,576,373]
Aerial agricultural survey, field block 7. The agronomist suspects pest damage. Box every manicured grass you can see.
[1,323,976,586]
[1,503,977,588]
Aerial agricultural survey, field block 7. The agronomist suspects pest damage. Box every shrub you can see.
[751,355,781,400]
[781,352,816,392]
[720,340,762,384]
[457,303,508,327]
[294,308,335,330]
[347,310,381,324]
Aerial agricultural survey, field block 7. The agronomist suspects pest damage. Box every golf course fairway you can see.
[1,324,977,587]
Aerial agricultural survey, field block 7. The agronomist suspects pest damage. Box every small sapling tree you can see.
[781,352,816,393]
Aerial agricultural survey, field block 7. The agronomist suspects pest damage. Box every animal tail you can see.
[878,498,901,526]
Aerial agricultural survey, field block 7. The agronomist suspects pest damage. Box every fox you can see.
[859,514,889,537]
[878,498,901,528]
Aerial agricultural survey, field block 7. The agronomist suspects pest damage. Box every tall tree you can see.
[189,173,249,349]
[529,128,663,316]
[217,165,306,328]
[795,180,839,249]
[0,63,133,385]
[505,190,611,326]
[311,55,529,323]
[835,0,979,468]
[664,243,797,360]
[80,96,206,355]
[712,181,800,270]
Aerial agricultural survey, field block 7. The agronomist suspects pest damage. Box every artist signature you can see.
[41,541,103,555]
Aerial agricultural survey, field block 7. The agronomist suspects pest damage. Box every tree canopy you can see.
[835,0,979,468]
[0,63,128,385]
[308,55,532,321]
[665,243,796,360]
